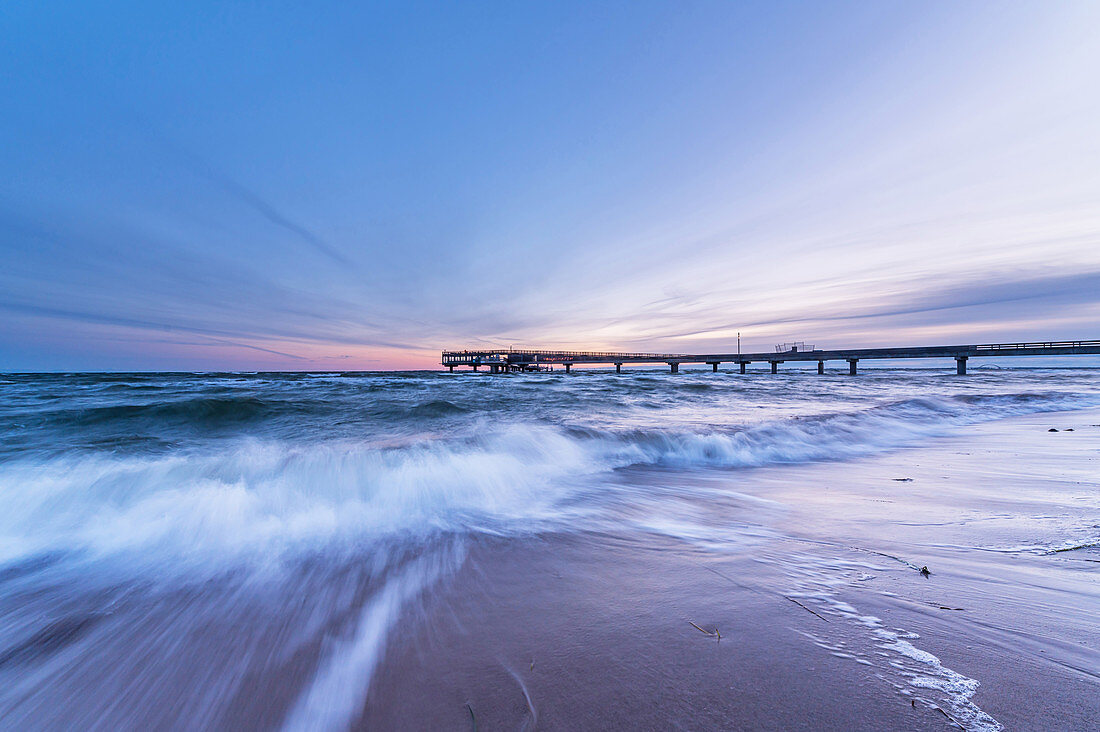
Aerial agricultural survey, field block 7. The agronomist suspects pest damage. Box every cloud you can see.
[125,111,353,266]
[625,269,1100,348]
[0,210,428,354]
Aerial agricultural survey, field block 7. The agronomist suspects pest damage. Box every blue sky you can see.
[2,1,1099,370]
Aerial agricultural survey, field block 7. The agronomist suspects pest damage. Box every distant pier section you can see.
[442,340,1100,375]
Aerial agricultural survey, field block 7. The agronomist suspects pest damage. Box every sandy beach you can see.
[363,409,1100,730]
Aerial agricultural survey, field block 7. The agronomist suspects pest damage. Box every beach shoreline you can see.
[2,373,1098,730]
[361,408,1100,730]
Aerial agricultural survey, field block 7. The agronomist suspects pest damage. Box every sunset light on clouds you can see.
[3,1,1099,370]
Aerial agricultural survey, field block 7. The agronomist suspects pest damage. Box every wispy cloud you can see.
[124,112,353,267]
[3,2,1099,369]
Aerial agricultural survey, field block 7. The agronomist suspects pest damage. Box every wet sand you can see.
[359,410,1100,730]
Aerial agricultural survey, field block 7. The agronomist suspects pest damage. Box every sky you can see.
[2,1,1099,371]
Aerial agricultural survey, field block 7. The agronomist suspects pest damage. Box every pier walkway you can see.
[441,340,1100,375]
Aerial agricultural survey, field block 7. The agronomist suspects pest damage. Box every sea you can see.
[1,367,1098,729]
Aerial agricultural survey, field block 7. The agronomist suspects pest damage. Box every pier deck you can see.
[441,340,1100,374]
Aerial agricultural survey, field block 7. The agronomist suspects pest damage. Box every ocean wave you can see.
[37,396,283,428]
[0,390,1093,578]
[407,400,469,417]
[0,428,598,574]
[583,391,1095,470]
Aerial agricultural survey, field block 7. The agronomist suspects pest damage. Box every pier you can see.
[441,340,1100,375]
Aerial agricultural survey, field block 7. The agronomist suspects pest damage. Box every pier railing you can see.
[441,348,692,363]
[974,340,1100,351]
[441,339,1100,375]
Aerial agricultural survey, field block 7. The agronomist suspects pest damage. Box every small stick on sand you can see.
[1049,540,1100,554]
[465,701,477,732]
[850,546,931,575]
[784,595,829,622]
[688,621,722,642]
[689,621,713,635]
[934,705,965,729]
[702,563,829,623]
[774,536,932,577]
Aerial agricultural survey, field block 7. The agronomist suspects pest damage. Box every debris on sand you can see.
[784,596,829,622]
[1048,540,1100,554]
[689,621,722,640]
[849,545,932,576]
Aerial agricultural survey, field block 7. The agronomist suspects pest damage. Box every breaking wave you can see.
[1,391,1093,574]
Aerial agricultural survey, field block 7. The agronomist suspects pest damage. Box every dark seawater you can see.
[1,368,1098,729]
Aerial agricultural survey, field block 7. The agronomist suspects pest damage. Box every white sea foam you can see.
[282,547,462,732]
[0,428,601,573]
[786,558,1003,732]
[0,391,1093,576]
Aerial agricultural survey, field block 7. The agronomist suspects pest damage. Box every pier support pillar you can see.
[564,363,571,374]
[770,361,779,374]
[615,363,622,374]
[709,362,719,372]
[817,361,824,375]
[956,356,968,375]
[473,364,479,371]
[848,359,858,376]
[739,362,747,374]
[448,366,454,373]
[669,362,679,374]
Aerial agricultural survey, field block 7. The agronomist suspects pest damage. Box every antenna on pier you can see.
[737,332,741,358]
